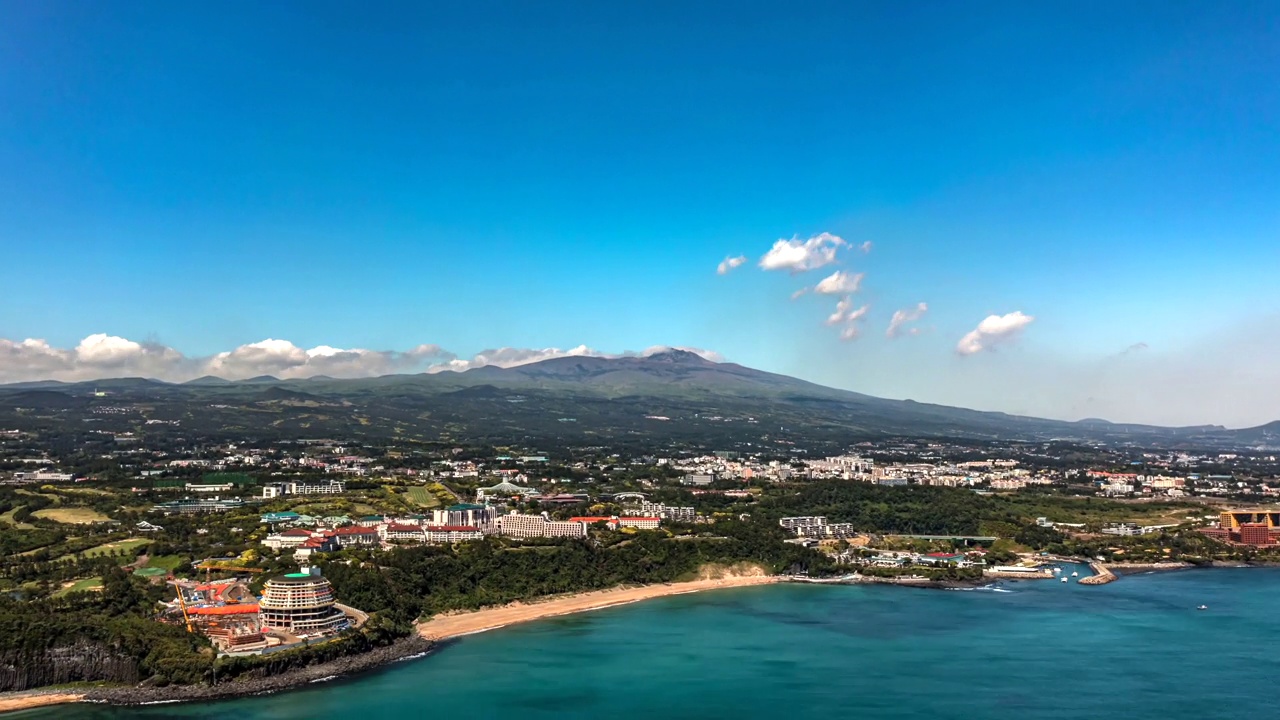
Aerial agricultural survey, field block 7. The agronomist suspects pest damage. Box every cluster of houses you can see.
[779,516,863,539]
[840,549,988,570]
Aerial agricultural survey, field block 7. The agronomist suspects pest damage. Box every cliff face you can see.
[0,643,140,692]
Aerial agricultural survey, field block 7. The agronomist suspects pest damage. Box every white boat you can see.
[1071,571,1079,577]
[1197,605,1208,610]
[1060,577,1069,583]
[1053,567,1063,574]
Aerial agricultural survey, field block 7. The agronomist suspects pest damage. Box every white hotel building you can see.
[496,512,587,539]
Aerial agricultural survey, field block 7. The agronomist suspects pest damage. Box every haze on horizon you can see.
[1,2,1277,428]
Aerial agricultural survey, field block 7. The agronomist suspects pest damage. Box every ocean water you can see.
[23,566,1280,720]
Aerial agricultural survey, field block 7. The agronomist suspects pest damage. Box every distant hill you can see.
[0,350,1273,448]
[183,375,232,386]
[0,390,89,410]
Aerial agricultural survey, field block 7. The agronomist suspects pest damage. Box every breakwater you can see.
[1078,562,1115,585]
[1108,561,1194,573]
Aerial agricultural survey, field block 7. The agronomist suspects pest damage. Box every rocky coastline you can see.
[81,636,434,707]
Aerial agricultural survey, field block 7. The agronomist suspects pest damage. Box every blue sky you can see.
[1,1,1278,426]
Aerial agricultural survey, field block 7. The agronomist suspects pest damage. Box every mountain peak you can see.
[642,349,712,364]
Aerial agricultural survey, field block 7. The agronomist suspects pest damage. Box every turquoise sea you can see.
[21,567,1280,719]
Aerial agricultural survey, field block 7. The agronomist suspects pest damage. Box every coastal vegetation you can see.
[320,521,830,619]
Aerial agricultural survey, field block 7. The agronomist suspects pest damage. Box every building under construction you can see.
[167,568,353,653]
[170,579,267,653]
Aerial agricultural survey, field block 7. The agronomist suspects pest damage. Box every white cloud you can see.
[824,298,869,341]
[716,255,748,275]
[838,305,870,341]
[790,288,809,300]
[813,270,864,295]
[825,298,855,326]
[0,335,455,383]
[0,334,189,383]
[857,241,873,254]
[956,311,1035,355]
[886,302,928,338]
[758,232,846,273]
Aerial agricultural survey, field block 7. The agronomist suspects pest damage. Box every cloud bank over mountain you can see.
[0,335,724,384]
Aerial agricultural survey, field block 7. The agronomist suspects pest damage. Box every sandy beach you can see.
[417,573,781,640]
[0,692,84,714]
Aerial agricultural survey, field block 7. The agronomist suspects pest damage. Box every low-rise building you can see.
[154,497,245,514]
[332,525,379,547]
[263,528,316,550]
[383,523,425,542]
[618,516,661,530]
[422,525,483,543]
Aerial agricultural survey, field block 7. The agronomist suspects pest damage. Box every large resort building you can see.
[259,570,349,635]
[1202,511,1280,546]
[496,511,587,539]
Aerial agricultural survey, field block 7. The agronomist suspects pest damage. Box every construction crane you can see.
[169,580,194,633]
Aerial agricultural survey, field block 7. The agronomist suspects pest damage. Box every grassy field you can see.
[0,505,35,529]
[144,554,184,572]
[32,507,112,524]
[81,538,151,558]
[405,486,443,508]
[16,489,62,506]
[54,487,115,497]
[53,577,104,597]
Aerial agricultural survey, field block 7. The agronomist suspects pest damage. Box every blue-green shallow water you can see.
[20,567,1280,720]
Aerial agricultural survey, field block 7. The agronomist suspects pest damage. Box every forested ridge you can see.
[323,521,829,617]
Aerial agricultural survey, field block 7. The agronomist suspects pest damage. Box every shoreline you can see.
[7,562,1280,713]
[417,574,780,640]
[0,692,85,714]
[0,636,435,714]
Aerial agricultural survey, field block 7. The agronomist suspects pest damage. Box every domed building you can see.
[259,570,348,634]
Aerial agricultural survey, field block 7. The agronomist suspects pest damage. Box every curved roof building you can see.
[259,571,348,634]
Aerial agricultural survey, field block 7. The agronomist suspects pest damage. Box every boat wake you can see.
[308,675,339,684]
[947,585,1014,593]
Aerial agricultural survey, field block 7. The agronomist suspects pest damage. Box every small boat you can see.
[1060,577,1069,583]
[1053,567,1063,574]
[1197,605,1208,610]
[1071,571,1079,577]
